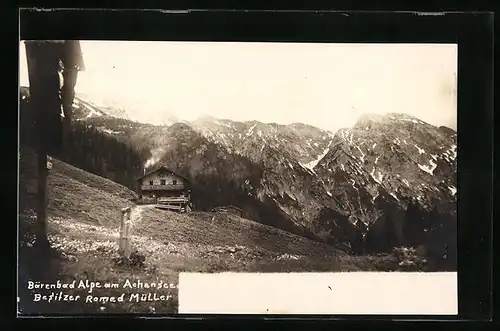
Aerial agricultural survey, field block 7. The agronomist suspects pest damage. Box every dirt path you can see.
[131,204,155,221]
[128,204,154,231]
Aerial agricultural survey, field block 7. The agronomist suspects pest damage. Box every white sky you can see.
[19,41,457,132]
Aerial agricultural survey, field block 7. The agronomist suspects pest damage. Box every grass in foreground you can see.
[18,146,429,315]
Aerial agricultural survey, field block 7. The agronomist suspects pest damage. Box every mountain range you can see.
[19,87,457,267]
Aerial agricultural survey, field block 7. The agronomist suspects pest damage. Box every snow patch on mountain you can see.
[300,140,333,171]
[442,144,457,162]
[99,128,120,135]
[448,185,457,196]
[86,108,103,118]
[414,144,426,154]
[370,168,384,184]
[246,124,257,136]
[356,145,365,164]
[418,160,437,175]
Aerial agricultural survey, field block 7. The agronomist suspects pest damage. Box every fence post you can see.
[119,208,126,251]
[119,207,132,259]
[124,208,132,258]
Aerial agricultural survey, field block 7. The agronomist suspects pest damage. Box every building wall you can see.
[140,189,189,200]
[155,191,183,198]
[138,169,190,201]
[141,170,185,189]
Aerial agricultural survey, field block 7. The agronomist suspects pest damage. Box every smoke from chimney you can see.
[144,147,165,170]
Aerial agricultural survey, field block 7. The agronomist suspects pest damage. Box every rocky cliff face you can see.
[189,112,457,259]
[315,112,456,223]
[312,113,456,256]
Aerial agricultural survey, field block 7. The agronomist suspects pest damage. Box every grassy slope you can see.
[18,146,412,315]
